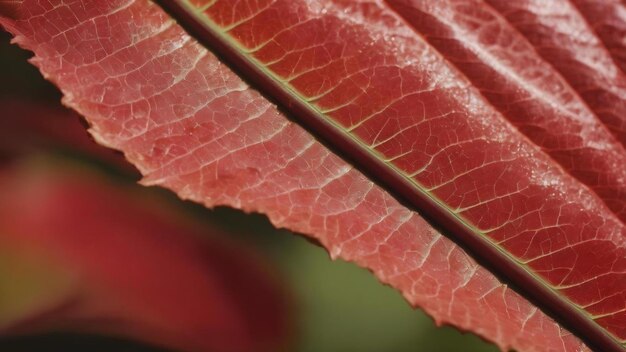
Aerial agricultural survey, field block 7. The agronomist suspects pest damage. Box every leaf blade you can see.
[156,1,626,349]
[385,0,626,220]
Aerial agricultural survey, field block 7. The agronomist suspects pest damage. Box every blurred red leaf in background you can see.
[0,101,291,352]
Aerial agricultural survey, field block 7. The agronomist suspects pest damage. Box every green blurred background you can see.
[0,30,497,352]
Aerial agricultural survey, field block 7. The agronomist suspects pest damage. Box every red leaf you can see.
[568,0,626,75]
[385,0,626,218]
[0,158,289,352]
[481,0,626,148]
[2,1,625,351]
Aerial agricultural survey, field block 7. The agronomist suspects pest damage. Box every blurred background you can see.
[0,29,497,352]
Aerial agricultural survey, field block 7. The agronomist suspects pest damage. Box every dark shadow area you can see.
[0,31,60,102]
